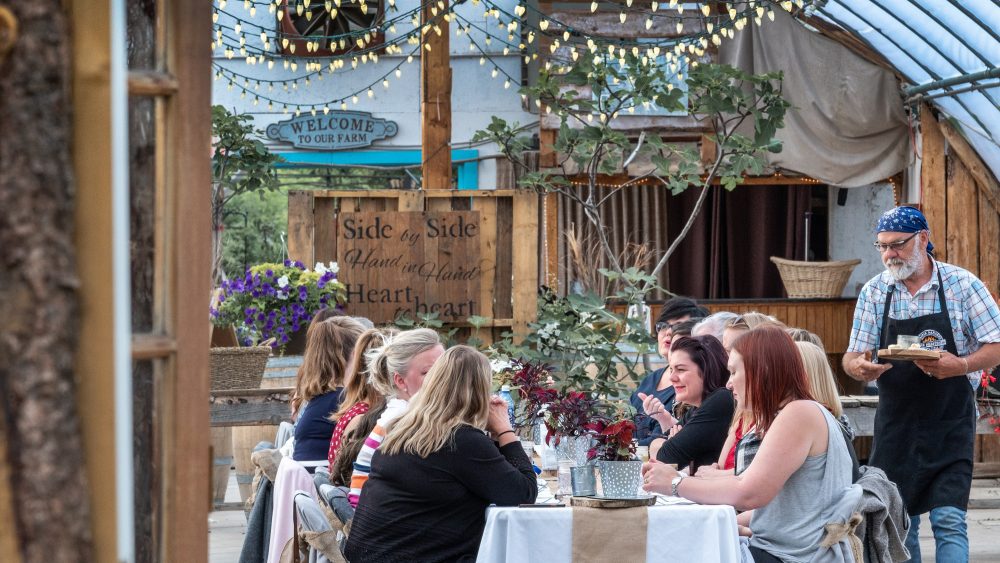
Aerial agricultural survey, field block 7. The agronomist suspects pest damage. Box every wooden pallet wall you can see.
[920,105,1000,467]
[287,189,540,343]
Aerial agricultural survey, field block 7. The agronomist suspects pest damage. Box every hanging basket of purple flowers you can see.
[211,260,346,348]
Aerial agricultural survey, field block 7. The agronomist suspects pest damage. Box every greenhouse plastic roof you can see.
[809,0,1000,182]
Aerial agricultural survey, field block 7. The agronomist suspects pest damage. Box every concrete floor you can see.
[208,472,1000,562]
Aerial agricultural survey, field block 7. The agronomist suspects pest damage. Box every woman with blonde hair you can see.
[348,327,444,506]
[344,346,537,562]
[796,341,860,481]
[290,316,365,467]
[326,327,397,474]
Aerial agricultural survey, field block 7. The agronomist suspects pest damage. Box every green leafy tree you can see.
[475,54,789,296]
[212,105,284,284]
[475,54,789,395]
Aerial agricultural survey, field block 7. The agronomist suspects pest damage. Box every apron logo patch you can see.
[918,329,948,351]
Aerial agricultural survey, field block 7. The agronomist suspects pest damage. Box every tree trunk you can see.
[0,2,93,561]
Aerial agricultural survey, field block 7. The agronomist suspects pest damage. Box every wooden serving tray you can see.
[877,348,941,361]
[570,495,656,508]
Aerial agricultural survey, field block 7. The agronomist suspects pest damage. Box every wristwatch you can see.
[671,475,685,497]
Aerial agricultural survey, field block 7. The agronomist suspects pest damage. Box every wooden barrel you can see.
[231,425,278,505]
[210,427,233,505]
[231,355,302,504]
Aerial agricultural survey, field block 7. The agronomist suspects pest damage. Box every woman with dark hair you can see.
[640,335,734,472]
[629,297,708,445]
[291,316,365,468]
[642,326,853,563]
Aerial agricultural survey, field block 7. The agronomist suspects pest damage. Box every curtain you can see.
[666,185,813,299]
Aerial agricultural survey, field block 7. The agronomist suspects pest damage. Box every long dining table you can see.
[476,500,744,563]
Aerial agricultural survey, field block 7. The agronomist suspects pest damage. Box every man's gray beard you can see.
[884,251,923,281]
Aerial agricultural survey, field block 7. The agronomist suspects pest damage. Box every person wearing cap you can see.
[630,296,708,446]
[843,206,1000,562]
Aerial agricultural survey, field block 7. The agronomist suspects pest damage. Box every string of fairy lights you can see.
[212,0,815,114]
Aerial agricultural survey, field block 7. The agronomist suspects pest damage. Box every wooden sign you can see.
[337,211,482,323]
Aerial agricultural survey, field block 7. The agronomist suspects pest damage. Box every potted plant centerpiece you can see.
[501,359,558,441]
[589,407,643,497]
[543,390,601,467]
[211,260,346,353]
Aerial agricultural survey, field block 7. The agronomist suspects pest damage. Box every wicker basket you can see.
[210,346,272,390]
[769,257,862,299]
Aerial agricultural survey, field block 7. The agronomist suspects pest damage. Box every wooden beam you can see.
[210,389,293,427]
[310,189,518,198]
[544,192,560,289]
[920,104,947,259]
[127,70,179,96]
[131,333,177,359]
[72,0,118,556]
[420,3,451,189]
[0,398,21,563]
[980,191,1000,293]
[511,192,540,341]
[946,159,979,275]
[287,190,315,265]
[162,0,212,558]
[939,119,1000,214]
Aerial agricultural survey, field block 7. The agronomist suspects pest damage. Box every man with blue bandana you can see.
[844,206,1000,563]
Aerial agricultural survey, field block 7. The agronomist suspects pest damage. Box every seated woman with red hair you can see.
[641,326,853,563]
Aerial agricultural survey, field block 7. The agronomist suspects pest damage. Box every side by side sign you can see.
[265,111,398,150]
[336,211,483,323]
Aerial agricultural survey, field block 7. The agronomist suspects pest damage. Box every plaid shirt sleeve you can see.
[847,278,884,354]
[962,275,1000,346]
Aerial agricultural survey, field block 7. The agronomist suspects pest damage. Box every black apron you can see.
[871,268,974,514]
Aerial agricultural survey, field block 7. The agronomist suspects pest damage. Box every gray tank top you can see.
[749,402,853,563]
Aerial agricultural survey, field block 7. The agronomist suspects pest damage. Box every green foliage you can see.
[487,270,658,400]
[212,105,285,281]
[221,189,288,277]
[476,53,790,293]
[212,105,284,201]
[393,310,459,345]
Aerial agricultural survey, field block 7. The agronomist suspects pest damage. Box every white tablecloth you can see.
[476,503,743,563]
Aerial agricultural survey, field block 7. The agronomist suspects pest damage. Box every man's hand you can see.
[844,351,891,382]
[914,351,968,379]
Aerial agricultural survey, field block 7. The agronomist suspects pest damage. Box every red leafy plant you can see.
[544,391,600,446]
[978,370,1000,434]
[588,414,637,462]
[500,359,558,429]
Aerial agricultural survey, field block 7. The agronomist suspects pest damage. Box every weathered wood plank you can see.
[980,192,1000,293]
[167,0,214,556]
[210,389,292,427]
[287,191,315,265]
[512,192,540,340]
[920,104,948,243]
[313,197,337,263]
[396,190,424,212]
[545,192,560,288]
[421,2,451,189]
[475,197,497,345]
[946,159,979,275]
[494,197,515,320]
[940,119,1000,214]
[310,189,518,198]
[0,398,21,563]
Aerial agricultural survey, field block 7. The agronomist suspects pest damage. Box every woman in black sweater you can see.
[638,335,734,472]
[344,345,537,563]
